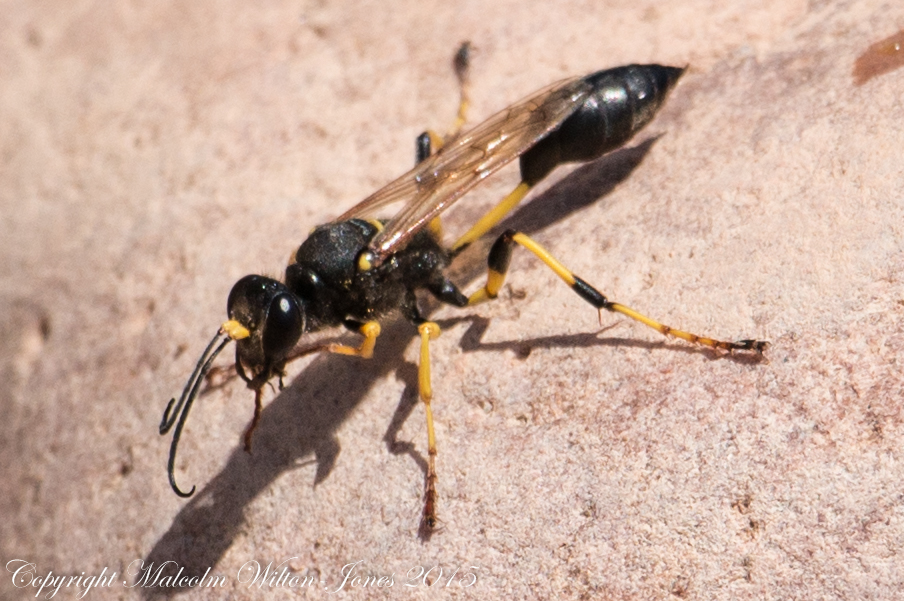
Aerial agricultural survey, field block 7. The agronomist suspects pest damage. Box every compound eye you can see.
[262,292,303,360]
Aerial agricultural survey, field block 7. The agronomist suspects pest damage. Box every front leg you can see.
[326,320,382,359]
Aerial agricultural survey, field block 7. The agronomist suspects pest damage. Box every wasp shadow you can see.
[508,135,660,236]
[443,313,767,366]
[140,320,416,598]
[445,136,660,282]
[141,140,658,594]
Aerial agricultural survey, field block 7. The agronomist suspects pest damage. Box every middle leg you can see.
[416,321,442,531]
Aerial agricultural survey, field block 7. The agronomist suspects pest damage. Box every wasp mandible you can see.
[161,47,767,532]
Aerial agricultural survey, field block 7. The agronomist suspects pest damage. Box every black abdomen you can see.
[519,64,684,185]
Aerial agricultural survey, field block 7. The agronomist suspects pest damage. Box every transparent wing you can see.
[336,76,592,263]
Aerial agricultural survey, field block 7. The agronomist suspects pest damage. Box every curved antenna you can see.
[160,329,231,497]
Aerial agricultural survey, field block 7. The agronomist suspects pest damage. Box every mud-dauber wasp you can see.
[161,44,767,532]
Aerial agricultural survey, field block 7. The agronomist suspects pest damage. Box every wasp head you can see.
[159,274,304,498]
[225,274,305,386]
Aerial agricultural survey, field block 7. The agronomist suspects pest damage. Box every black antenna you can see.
[160,329,231,497]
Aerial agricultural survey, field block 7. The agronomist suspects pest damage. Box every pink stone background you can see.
[2,1,903,599]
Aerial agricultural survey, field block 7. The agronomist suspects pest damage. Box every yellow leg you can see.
[428,215,443,241]
[467,268,506,305]
[446,41,471,140]
[470,230,768,353]
[416,43,473,162]
[451,181,532,253]
[417,321,442,530]
[327,321,382,358]
[424,130,446,153]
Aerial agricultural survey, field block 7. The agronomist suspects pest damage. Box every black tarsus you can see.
[453,41,471,82]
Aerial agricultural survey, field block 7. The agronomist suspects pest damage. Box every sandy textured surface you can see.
[2,0,904,599]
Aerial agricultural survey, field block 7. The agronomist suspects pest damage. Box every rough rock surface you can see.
[2,1,903,598]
